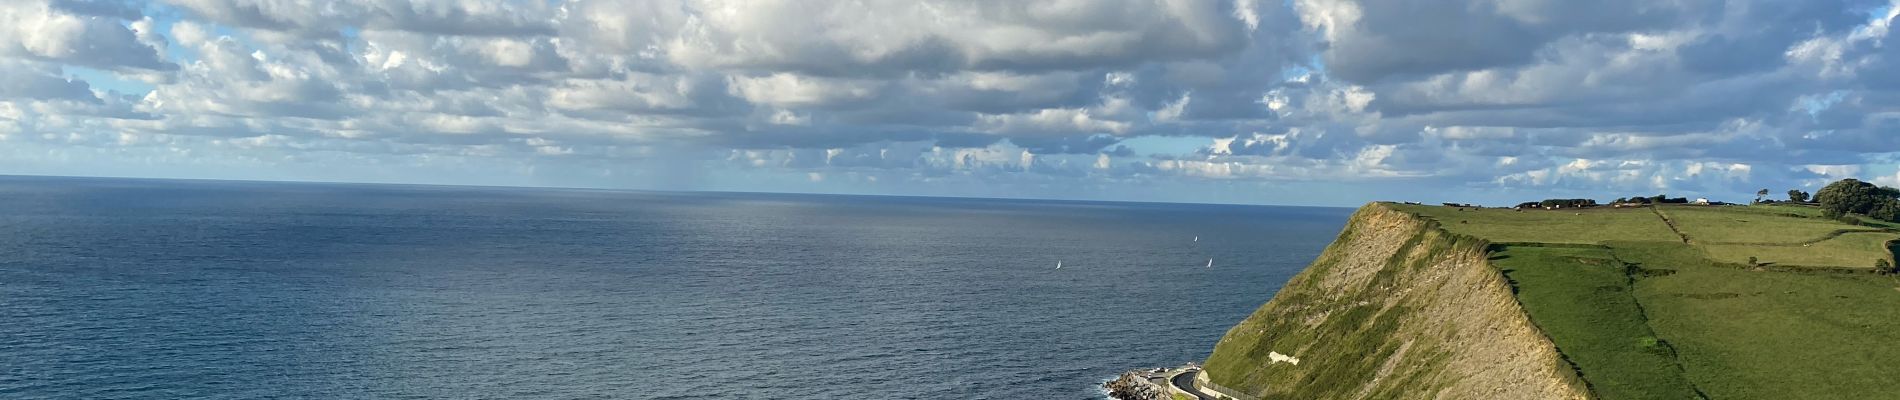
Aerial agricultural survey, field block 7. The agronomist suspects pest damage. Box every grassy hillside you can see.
[1385,203,1900,399]
[1203,205,1588,399]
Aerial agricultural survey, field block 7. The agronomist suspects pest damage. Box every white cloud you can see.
[0,0,173,70]
[1872,170,1900,188]
[5,0,1900,204]
[727,73,883,108]
[165,0,557,37]
[578,0,1251,75]
[977,107,1131,135]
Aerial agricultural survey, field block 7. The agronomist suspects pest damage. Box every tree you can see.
[1814,179,1900,220]
[1787,189,1811,203]
[1756,188,1770,203]
[1875,202,1900,222]
[1877,259,1892,274]
[1747,256,1759,266]
[1535,198,1598,208]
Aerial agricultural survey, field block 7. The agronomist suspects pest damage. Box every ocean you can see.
[0,176,1349,399]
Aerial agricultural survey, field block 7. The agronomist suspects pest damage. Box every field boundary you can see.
[1389,202,1900,398]
[1489,242,1611,250]
[1486,248,1601,398]
[1705,261,1874,274]
[1650,207,1693,244]
[1698,228,1892,246]
[1603,248,1713,400]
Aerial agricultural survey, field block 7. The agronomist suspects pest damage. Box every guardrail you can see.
[1192,371,1259,400]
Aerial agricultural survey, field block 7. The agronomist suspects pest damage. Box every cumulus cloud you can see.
[165,0,558,37]
[1,0,174,70]
[567,0,1252,75]
[5,0,1900,204]
[0,60,100,103]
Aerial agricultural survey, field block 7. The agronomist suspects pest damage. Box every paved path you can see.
[1169,370,1215,400]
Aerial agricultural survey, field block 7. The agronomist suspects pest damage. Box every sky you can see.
[4,0,1900,207]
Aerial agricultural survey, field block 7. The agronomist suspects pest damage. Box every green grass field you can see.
[1657,206,1873,244]
[1388,204,1679,244]
[1697,232,1898,269]
[1394,202,1900,400]
[1744,203,1826,218]
[1656,205,1899,270]
[1615,241,1900,399]
[1490,246,1700,400]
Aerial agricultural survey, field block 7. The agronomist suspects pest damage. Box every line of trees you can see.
[1515,198,1600,209]
[1761,188,1812,203]
[1787,189,1811,203]
[1612,195,1689,205]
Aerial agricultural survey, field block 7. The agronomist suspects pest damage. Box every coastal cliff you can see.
[1202,203,1588,399]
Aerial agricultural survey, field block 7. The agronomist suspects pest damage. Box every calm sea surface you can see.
[0,176,1349,399]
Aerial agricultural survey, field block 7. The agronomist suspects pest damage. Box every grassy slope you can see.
[1490,246,1700,400]
[1204,209,1456,398]
[1391,203,1900,399]
[1205,205,1586,400]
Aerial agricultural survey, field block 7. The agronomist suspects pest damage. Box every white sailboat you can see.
[1193,236,1199,242]
[1056,260,1063,269]
[1205,258,1213,268]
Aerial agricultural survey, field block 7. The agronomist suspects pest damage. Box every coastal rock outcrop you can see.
[1102,371,1168,400]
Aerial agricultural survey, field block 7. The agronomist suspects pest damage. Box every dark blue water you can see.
[0,176,1348,399]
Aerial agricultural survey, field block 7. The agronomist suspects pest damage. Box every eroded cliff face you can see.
[1202,204,1587,400]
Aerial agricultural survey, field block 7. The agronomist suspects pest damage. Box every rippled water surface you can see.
[0,176,1349,399]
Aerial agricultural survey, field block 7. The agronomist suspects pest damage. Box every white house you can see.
[1693,198,1710,205]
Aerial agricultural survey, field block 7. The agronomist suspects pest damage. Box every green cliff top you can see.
[1390,202,1900,399]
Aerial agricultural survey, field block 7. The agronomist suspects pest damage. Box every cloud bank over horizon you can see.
[4,0,1900,205]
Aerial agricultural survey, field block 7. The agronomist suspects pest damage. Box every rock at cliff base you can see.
[1102,371,1168,400]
